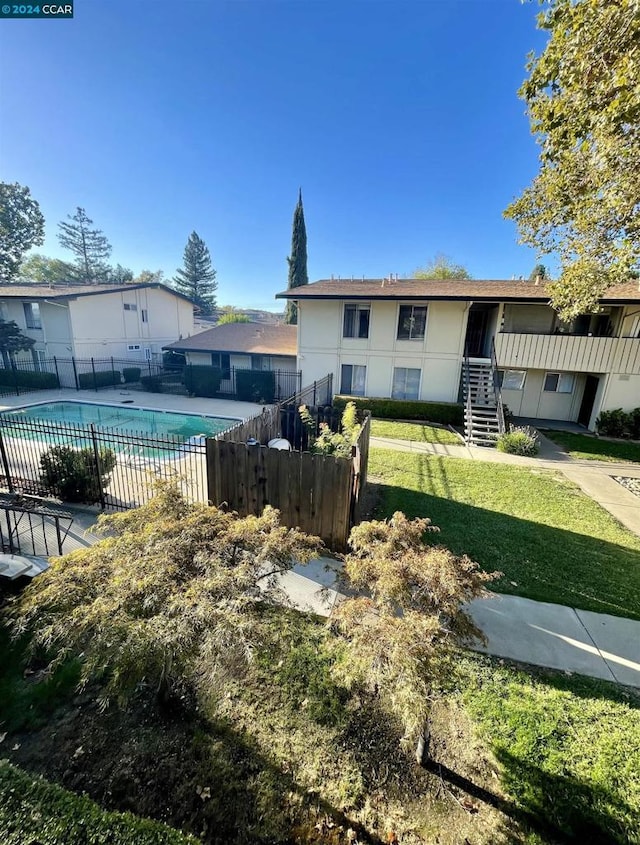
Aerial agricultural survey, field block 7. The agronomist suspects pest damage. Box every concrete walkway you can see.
[370,432,640,537]
[275,557,640,688]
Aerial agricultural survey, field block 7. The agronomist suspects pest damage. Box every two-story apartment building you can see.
[0,283,195,362]
[276,278,640,431]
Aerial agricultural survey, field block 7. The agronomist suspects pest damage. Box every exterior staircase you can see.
[462,348,506,446]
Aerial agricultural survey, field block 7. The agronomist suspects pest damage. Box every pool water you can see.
[1,401,236,440]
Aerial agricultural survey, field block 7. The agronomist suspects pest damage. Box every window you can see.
[498,370,526,390]
[392,367,421,400]
[127,343,141,352]
[144,347,152,361]
[343,304,370,339]
[123,303,137,312]
[544,372,575,393]
[340,364,366,396]
[23,302,41,329]
[211,352,231,379]
[397,305,427,340]
[141,309,148,323]
[251,355,265,371]
[0,302,8,321]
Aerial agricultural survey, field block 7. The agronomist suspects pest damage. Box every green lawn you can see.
[460,654,640,844]
[543,430,640,463]
[369,448,640,618]
[370,419,462,445]
[0,760,199,845]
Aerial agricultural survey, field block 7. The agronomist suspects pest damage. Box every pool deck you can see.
[0,387,264,423]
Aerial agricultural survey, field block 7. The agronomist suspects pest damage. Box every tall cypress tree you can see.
[173,231,217,315]
[285,190,309,325]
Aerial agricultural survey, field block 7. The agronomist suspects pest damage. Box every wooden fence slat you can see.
[298,451,315,536]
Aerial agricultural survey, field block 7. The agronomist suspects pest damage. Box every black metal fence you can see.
[0,356,302,402]
[0,416,209,511]
[281,373,333,408]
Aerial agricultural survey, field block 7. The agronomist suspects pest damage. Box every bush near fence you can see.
[183,364,223,398]
[333,395,463,426]
[236,370,276,403]
[0,369,60,390]
[77,370,122,390]
[122,367,142,383]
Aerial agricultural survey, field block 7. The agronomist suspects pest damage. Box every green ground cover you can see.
[543,430,640,463]
[370,419,462,445]
[460,655,640,845]
[369,448,640,618]
[0,761,199,845]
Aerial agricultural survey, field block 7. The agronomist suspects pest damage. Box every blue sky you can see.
[0,0,548,309]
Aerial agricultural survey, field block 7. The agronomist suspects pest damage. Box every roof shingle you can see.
[275,278,640,304]
[164,322,297,356]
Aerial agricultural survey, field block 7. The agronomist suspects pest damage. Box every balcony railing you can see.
[494,332,640,375]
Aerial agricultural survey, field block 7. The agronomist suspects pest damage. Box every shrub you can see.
[122,366,142,383]
[496,426,540,456]
[140,374,164,393]
[333,395,463,426]
[183,364,222,398]
[0,760,200,844]
[235,369,275,403]
[163,350,186,371]
[77,369,121,389]
[0,369,59,389]
[10,481,321,709]
[595,408,640,439]
[39,444,117,503]
[299,400,361,458]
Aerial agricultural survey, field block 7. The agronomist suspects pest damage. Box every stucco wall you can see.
[297,299,467,401]
[500,368,585,421]
[69,287,194,358]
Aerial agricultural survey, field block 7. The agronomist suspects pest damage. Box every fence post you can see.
[91,357,97,392]
[89,423,106,510]
[11,362,20,397]
[148,359,152,378]
[72,356,79,390]
[0,429,15,494]
[53,356,60,386]
[111,357,116,387]
[313,380,317,406]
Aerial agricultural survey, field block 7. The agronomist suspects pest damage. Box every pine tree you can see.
[57,207,112,284]
[285,190,309,325]
[528,264,547,281]
[173,231,217,315]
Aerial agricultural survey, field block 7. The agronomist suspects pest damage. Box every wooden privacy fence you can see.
[206,411,371,551]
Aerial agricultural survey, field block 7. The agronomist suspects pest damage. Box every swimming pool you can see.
[0,401,237,441]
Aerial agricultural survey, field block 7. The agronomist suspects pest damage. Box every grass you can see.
[459,654,640,844]
[2,601,639,844]
[0,760,200,844]
[370,418,462,445]
[543,430,640,463]
[369,448,640,618]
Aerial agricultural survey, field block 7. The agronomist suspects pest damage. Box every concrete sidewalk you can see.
[370,433,640,537]
[278,558,640,688]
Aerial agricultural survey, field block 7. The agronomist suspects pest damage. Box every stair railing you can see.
[490,338,507,435]
[463,346,473,443]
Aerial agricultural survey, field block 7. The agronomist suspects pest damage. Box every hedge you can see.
[78,370,122,389]
[596,407,640,440]
[140,374,164,393]
[236,369,276,403]
[333,395,463,426]
[0,760,200,844]
[122,367,142,383]
[0,369,59,389]
[183,364,222,398]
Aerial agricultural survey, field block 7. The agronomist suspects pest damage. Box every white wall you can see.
[69,287,194,358]
[500,369,585,421]
[297,299,467,401]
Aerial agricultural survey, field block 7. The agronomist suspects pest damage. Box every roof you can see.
[164,322,297,356]
[0,282,195,305]
[275,278,640,305]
